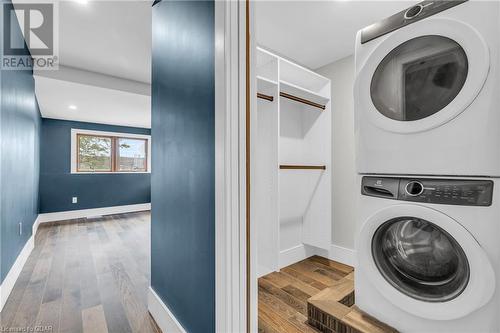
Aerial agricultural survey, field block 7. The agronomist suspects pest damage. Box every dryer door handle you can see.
[363,186,396,199]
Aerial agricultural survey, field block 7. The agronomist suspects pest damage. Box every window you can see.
[117,138,147,172]
[77,135,113,172]
[72,129,150,173]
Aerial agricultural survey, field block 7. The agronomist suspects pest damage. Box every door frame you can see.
[214,1,251,332]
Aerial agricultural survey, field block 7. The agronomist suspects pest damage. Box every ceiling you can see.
[58,0,152,84]
[25,0,153,128]
[256,1,413,69]
[35,76,151,128]
[29,0,413,128]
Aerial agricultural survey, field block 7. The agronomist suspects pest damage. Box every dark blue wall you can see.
[0,4,41,283]
[39,119,151,213]
[151,1,215,333]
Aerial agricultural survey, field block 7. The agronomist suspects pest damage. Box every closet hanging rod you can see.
[257,92,274,102]
[280,165,326,170]
[279,92,326,110]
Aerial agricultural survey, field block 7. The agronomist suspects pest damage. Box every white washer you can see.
[356,175,499,332]
[354,0,500,176]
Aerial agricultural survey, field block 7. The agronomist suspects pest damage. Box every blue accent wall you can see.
[151,1,215,333]
[39,119,151,213]
[0,3,41,282]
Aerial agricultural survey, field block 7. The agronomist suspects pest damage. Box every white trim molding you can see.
[148,287,187,333]
[279,245,309,270]
[214,1,247,333]
[278,243,356,271]
[276,244,356,275]
[0,232,35,311]
[328,244,356,268]
[70,128,152,174]
[32,215,42,239]
[37,203,151,223]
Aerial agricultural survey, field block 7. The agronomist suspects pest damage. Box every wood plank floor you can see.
[0,212,160,333]
[258,256,354,333]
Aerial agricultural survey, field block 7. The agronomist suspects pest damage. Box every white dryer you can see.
[356,175,499,332]
[354,0,500,176]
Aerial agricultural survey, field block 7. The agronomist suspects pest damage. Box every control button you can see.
[405,181,424,196]
[404,5,423,19]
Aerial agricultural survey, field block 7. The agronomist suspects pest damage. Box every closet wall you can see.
[317,56,357,251]
[256,48,332,277]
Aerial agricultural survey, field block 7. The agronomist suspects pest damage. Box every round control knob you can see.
[405,181,424,196]
[404,5,423,19]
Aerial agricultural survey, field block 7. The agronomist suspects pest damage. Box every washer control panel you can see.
[360,0,468,44]
[362,176,493,206]
[405,181,424,196]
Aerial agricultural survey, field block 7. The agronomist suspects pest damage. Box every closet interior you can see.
[255,47,332,278]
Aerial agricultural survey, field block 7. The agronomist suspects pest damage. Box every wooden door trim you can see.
[245,0,251,332]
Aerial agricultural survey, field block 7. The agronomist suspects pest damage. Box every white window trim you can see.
[70,128,152,174]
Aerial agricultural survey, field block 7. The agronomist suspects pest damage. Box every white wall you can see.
[316,55,356,250]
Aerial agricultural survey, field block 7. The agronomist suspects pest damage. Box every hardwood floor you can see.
[258,256,354,333]
[0,212,160,333]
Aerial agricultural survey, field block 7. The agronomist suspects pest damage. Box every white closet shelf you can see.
[257,75,278,92]
[279,58,330,92]
[257,76,278,102]
[257,47,278,68]
[280,80,330,110]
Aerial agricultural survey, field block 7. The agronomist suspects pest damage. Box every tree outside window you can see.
[77,134,148,172]
[78,135,112,172]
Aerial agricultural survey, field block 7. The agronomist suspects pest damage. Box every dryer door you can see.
[357,204,495,320]
[355,18,489,133]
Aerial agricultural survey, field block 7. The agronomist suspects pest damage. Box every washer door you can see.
[355,18,489,133]
[357,204,495,320]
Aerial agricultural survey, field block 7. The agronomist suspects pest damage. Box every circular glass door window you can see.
[371,35,468,121]
[372,217,470,302]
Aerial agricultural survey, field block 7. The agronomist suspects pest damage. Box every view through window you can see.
[117,137,148,171]
[77,134,148,172]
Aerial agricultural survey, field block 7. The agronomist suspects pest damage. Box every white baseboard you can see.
[37,203,151,224]
[278,243,356,270]
[32,215,41,237]
[279,244,307,269]
[279,244,321,269]
[148,287,187,333]
[0,232,35,312]
[328,244,356,268]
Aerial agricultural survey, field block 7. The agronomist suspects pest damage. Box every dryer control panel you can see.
[360,0,468,44]
[361,176,493,206]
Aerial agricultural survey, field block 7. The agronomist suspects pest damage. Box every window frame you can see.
[76,133,114,173]
[71,129,151,174]
[115,136,149,173]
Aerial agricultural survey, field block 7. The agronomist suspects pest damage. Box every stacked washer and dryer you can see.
[353,1,500,332]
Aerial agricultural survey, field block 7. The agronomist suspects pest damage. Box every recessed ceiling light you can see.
[69,105,77,110]
[75,0,88,5]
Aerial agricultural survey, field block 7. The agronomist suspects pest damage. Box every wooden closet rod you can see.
[257,92,274,102]
[280,165,326,170]
[279,92,326,110]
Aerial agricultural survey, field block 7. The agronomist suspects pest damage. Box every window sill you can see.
[71,171,151,174]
